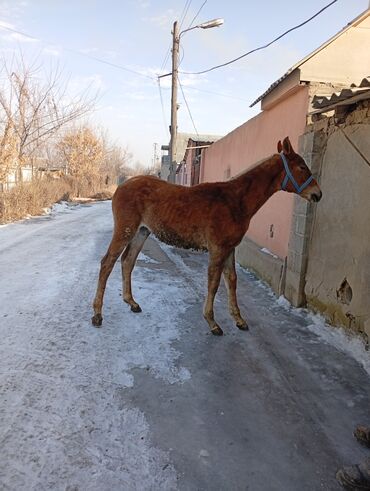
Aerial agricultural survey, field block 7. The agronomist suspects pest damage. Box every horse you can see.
[92,137,322,335]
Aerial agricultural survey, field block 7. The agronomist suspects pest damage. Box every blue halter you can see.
[280,152,314,194]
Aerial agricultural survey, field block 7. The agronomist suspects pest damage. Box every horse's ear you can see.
[282,136,294,155]
[277,140,282,153]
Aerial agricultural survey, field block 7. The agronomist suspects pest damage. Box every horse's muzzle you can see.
[311,190,322,202]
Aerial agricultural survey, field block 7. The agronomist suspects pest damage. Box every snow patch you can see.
[260,247,278,259]
[239,266,370,378]
[0,202,185,488]
[49,200,77,215]
[138,252,160,264]
[275,295,370,377]
[116,267,192,384]
[305,312,370,376]
[276,295,291,310]
[158,241,194,275]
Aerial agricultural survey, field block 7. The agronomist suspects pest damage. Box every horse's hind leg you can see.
[121,226,151,313]
[92,231,129,327]
[203,248,230,336]
[223,249,248,330]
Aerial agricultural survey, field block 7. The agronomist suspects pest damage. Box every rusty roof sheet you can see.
[310,76,370,113]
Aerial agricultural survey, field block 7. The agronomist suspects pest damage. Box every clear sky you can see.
[0,0,368,166]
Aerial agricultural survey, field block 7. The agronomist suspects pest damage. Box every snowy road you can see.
[0,201,369,491]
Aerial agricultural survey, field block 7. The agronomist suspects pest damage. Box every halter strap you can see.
[280,152,314,194]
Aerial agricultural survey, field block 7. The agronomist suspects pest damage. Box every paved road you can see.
[0,201,369,491]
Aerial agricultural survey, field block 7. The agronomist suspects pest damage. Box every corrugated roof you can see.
[174,132,222,163]
[310,76,370,113]
[250,8,370,108]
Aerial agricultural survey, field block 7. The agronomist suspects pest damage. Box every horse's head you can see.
[277,137,322,203]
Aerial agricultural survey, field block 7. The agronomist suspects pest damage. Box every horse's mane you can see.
[229,154,277,181]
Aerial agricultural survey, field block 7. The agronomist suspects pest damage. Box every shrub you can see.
[0,176,115,224]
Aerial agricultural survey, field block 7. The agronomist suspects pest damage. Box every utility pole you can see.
[158,17,223,182]
[169,20,179,183]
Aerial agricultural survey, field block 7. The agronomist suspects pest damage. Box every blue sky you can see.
[0,0,368,166]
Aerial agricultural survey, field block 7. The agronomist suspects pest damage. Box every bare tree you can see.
[0,121,18,187]
[101,144,134,184]
[131,160,160,177]
[0,54,96,182]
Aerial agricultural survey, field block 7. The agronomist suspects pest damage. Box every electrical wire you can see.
[178,75,199,136]
[177,0,207,69]
[179,44,185,66]
[187,0,208,30]
[159,80,251,102]
[184,85,250,103]
[0,19,251,105]
[66,49,155,79]
[178,0,206,69]
[157,78,169,136]
[159,0,193,72]
[180,0,338,75]
[179,0,193,29]
[0,24,156,80]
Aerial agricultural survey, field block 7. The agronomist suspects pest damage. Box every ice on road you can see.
[0,201,369,491]
[0,202,183,490]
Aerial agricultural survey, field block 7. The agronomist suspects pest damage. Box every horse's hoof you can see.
[92,314,103,327]
[211,326,223,336]
[131,304,142,313]
[237,320,249,331]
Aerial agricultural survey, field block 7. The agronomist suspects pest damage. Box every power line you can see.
[157,78,169,137]
[0,24,155,80]
[160,0,193,72]
[187,0,208,30]
[178,75,199,136]
[180,0,338,75]
[159,80,251,102]
[0,19,253,105]
[178,0,208,69]
[184,85,250,102]
[179,44,185,67]
[66,50,155,80]
[179,0,193,29]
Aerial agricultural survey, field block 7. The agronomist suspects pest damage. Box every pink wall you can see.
[200,86,309,259]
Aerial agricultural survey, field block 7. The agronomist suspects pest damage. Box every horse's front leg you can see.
[223,249,248,330]
[203,249,229,336]
[92,232,127,327]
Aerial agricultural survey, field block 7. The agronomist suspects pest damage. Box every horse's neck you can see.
[230,155,282,219]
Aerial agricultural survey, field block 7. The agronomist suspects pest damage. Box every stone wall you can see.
[287,99,370,340]
[285,128,327,306]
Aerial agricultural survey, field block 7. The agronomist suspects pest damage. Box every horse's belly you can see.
[152,224,207,252]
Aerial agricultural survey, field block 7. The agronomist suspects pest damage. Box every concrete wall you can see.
[1,165,33,191]
[284,129,326,307]
[160,158,170,181]
[299,13,370,86]
[201,85,309,259]
[302,101,370,339]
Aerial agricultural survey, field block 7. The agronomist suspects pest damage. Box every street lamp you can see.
[165,18,224,182]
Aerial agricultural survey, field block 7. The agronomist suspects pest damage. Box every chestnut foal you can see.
[92,137,321,335]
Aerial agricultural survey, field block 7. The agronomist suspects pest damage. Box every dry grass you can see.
[0,176,115,224]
